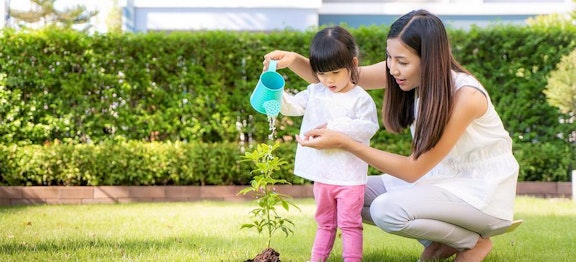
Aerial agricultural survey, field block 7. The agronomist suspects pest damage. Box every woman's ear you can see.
[353,57,359,66]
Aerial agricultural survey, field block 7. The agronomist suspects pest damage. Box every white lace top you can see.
[281,82,379,186]
[383,71,519,220]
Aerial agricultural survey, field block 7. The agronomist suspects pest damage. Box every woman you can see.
[262,9,520,262]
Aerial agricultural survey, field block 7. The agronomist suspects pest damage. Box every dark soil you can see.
[245,248,280,262]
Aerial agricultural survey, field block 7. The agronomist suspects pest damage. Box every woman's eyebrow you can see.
[386,50,407,59]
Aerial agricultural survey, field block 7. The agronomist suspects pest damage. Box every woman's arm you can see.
[297,86,487,182]
[357,61,389,90]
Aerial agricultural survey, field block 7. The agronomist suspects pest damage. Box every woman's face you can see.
[386,38,421,91]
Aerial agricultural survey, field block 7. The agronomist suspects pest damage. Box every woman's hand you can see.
[295,128,348,150]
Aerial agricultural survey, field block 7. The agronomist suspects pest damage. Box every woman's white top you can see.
[281,82,379,186]
[383,71,519,220]
[382,70,519,220]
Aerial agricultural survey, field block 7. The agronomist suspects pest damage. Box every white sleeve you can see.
[280,87,310,116]
[327,94,379,142]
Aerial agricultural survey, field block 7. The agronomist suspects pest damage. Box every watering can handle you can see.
[268,60,277,72]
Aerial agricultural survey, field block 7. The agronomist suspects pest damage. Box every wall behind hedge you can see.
[0,24,575,184]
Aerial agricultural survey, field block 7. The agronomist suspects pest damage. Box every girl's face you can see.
[316,68,355,93]
[386,38,421,91]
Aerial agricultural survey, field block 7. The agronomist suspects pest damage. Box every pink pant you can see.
[311,182,364,262]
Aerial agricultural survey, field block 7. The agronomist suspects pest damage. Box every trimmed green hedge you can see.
[1,25,575,145]
[0,24,575,185]
[0,140,573,186]
[0,141,303,186]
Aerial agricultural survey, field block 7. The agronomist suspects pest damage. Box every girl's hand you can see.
[263,50,297,71]
[315,123,327,129]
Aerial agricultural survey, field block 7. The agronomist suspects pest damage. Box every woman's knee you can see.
[369,194,408,233]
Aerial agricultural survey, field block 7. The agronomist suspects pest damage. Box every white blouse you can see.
[383,71,519,220]
[281,82,379,186]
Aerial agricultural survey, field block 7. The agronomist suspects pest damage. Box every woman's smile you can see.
[395,78,406,86]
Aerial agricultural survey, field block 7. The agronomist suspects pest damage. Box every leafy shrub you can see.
[514,141,576,182]
[1,24,576,183]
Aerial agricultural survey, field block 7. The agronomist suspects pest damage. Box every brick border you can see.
[516,181,572,198]
[0,185,314,206]
[0,182,571,206]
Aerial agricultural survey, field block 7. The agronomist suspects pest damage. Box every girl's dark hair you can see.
[309,26,360,84]
[383,9,470,159]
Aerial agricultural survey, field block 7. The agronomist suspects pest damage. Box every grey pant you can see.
[362,176,511,250]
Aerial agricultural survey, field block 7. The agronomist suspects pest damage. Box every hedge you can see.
[0,23,574,185]
[0,140,573,186]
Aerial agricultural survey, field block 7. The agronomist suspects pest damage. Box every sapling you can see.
[238,142,300,249]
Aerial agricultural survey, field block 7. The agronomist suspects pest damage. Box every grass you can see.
[0,196,575,262]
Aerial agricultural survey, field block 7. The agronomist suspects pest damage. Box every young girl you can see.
[280,26,379,262]
[264,10,520,262]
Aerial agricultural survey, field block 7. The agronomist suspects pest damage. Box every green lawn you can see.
[0,196,574,261]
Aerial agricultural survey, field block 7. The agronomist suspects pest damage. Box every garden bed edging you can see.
[0,182,571,206]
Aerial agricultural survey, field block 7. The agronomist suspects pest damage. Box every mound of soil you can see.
[245,248,280,262]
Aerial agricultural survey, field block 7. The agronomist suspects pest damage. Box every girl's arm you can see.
[264,50,389,90]
[263,51,317,83]
[298,86,487,182]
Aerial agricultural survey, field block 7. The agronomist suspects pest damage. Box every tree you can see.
[542,1,576,119]
[572,0,576,23]
[525,0,575,28]
[525,13,573,28]
[9,0,98,32]
[544,48,576,143]
[238,142,300,261]
[530,0,576,143]
[105,0,122,33]
[544,49,576,115]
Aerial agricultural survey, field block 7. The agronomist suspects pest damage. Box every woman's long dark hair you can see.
[383,9,470,159]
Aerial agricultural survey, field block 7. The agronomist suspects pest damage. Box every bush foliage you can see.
[0,24,575,185]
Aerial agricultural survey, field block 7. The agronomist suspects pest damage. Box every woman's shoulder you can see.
[453,71,487,95]
[453,71,477,86]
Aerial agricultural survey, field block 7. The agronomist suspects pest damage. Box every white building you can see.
[1,0,574,33]
[119,0,574,32]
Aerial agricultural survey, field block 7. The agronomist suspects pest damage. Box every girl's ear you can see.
[353,57,359,66]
